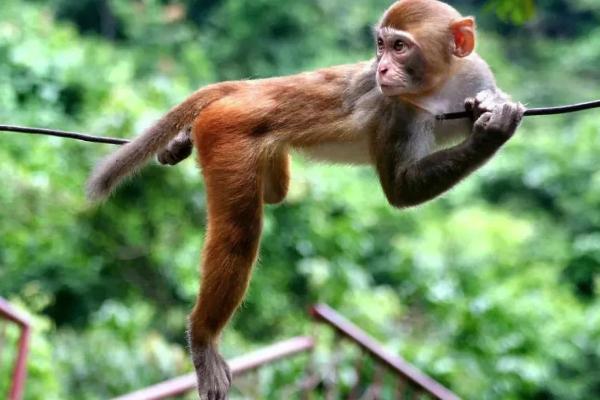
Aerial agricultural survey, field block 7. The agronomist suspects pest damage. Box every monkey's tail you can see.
[86,87,222,202]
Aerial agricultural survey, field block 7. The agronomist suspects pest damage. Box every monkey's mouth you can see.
[379,83,405,96]
[380,84,402,88]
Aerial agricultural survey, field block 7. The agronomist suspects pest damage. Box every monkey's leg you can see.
[263,148,290,204]
[190,133,264,400]
[157,128,193,165]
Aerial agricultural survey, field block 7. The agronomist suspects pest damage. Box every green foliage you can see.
[1,0,600,399]
[485,0,536,24]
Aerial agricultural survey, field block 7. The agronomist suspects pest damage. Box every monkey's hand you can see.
[466,90,525,148]
[192,344,232,400]
[157,129,193,165]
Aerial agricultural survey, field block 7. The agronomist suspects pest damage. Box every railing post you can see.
[0,298,31,400]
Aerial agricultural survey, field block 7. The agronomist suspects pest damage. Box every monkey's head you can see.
[375,0,475,97]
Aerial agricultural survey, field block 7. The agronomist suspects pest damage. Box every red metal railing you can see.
[310,304,460,400]
[1,300,459,399]
[112,336,315,400]
[114,304,460,400]
[0,298,31,400]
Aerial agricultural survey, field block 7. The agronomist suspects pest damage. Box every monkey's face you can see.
[375,27,429,97]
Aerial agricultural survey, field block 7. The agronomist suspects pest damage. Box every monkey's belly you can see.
[298,139,371,165]
[434,118,471,147]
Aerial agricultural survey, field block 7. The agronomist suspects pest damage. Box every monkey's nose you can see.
[379,66,389,76]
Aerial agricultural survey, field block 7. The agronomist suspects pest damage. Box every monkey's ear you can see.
[451,17,476,58]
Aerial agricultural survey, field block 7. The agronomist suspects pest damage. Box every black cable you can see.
[437,99,600,120]
[0,125,129,145]
[1,99,600,145]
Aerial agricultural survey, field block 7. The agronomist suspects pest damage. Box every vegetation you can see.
[1,0,599,398]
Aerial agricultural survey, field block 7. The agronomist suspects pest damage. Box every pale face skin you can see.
[375,27,428,97]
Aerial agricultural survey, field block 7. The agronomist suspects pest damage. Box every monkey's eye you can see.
[394,40,407,52]
[377,38,384,51]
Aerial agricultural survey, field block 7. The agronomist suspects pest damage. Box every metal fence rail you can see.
[310,304,460,400]
[1,300,460,400]
[112,336,315,400]
[0,298,31,400]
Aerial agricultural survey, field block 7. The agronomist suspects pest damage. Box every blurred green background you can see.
[1,0,600,399]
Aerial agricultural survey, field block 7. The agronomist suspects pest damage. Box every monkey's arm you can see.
[378,101,524,208]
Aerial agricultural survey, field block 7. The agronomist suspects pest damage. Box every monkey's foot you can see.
[192,345,232,400]
[157,130,193,165]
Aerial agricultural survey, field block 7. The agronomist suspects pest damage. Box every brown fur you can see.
[86,1,523,399]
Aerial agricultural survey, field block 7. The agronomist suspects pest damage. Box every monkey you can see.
[86,1,524,398]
